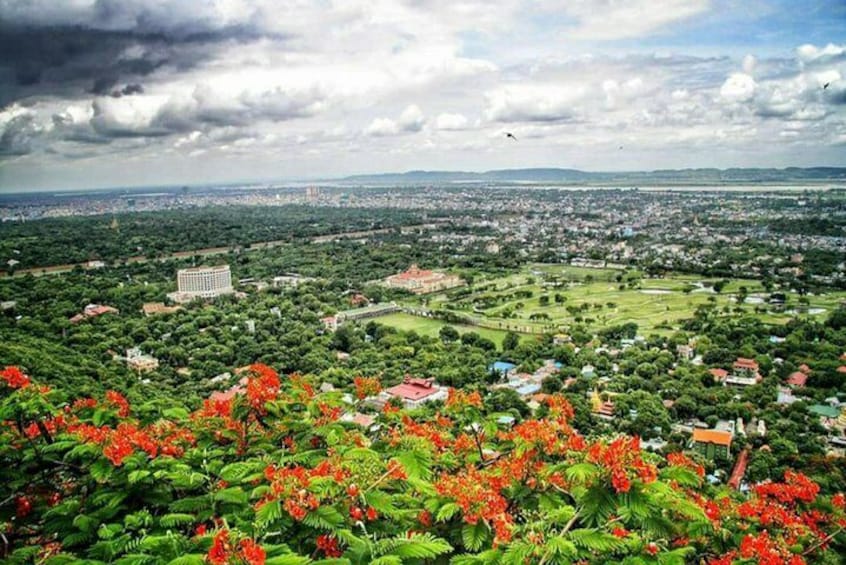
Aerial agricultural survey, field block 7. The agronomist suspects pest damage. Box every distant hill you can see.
[339,167,846,185]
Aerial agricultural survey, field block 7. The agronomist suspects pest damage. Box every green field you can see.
[369,313,518,348]
[374,264,845,341]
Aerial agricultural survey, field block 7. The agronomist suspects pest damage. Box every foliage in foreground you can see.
[1,365,845,565]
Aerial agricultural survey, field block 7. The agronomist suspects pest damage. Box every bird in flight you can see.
[505,132,517,141]
[823,82,830,90]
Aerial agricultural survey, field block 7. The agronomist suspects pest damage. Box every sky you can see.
[0,0,844,192]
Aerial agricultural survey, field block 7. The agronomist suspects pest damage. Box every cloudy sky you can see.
[0,0,844,191]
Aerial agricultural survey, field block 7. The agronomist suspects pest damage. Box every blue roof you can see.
[515,383,541,396]
[490,361,517,372]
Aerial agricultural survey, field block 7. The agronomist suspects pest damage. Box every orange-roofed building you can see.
[798,363,811,374]
[787,372,808,388]
[837,366,846,374]
[383,264,463,294]
[692,428,733,459]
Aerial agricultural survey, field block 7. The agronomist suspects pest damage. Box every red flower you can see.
[105,390,130,418]
[350,506,364,521]
[366,507,378,521]
[16,496,32,518]
[207,529,231,565]
[1,366,30,389]
[103,435,134,466]
[246,363,280,413]
[645,542,659,556]
[195,524,207,537]
[238,539,266,565]
[832,492,845,509]
[446,388,483,409]
[612,527,629,538]
[347,483,360,497]
[418,510,432,527]
[316,534,342,558]
[353,376,381,400]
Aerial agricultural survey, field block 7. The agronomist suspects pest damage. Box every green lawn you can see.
[369,313,520,348]
[393,264,844,337]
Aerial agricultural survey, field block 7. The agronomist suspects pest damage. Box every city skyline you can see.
[1,0,845,192]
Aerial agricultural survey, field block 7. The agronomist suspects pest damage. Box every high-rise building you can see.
[167,265,234,303]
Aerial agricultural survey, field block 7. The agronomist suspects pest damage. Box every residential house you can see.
[70,303,119,324]
[381,376,447,409]
[692,428,733,459]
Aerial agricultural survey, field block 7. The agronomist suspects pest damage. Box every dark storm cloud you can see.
[0,24,277,105]
[0,0,286,108]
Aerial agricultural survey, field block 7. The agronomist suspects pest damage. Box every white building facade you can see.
[168,265,234,303]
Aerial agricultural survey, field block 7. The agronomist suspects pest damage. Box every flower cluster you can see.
[353,376,381,400]
[1,366,30,389]
[586,436,657,493]
[105,390,131,418]
[445,388,483,409]
[667,451,705,478]
[207,529,266,565]
[260,460,349,521]
[71,420,195,466]
[316,534,343,557]
[435,465,513,545]
[245,363,281,413]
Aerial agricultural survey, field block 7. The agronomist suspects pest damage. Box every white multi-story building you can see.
[167,265,234,303]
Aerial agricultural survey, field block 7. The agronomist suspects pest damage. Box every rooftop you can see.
[692,429,733,447]
[385,377,440,401]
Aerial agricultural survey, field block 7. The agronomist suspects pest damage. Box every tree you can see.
[502,331,520,351]
[439,325,460,343]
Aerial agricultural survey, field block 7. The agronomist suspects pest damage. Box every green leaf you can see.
[214,486,249,506]
[436,502,461,522]
[395,450,433,481]
[461,521,489,551]
[128,470,151,484]
[377,533,453,559]
[302,505,345,530]
[264,555,313,565]
[564,463,599,484]
[255,500,282,527]
[219,462,257,483]
[545,536,578,558]
[568,529,625,552]
[162,407,190,421]
[166,556,206,565]
[159,513,196,527]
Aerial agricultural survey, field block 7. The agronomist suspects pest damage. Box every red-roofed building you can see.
[384,264,463,294]
[728,448,750,490]
[341,412,378,430]
[733,358,759,372]
[709,368,728,381]
[210,376,248,402]
[787,372,808,388]
[382,376,447,408]
[838,366,846,374]
[321,316,338,332]
[69,303,119,323]
[724,358,762,387]
[798,364,811,374]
